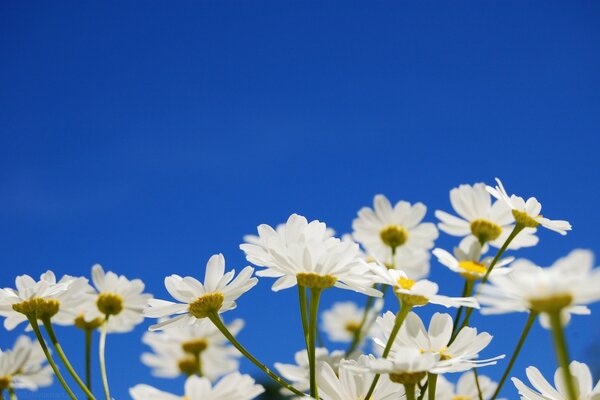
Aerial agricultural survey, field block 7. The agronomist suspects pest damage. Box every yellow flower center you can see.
[74,314,105,330]
[458,260,487,279]
[529,294,573,313]
[97,293,124,316]
[512,210,540,228]
[389,371,427,385]
[452,397,472,400]
[0,376,11,391]
[177,357,198,376]
[12,298,60,319]
[397,277,415,290]
[470,219,502,243]
[296,273,337,289]
[395,277,429,306]
[439,347,452,361]
[345,321,362,334]
[182,338,208,354]
[380,225,409,249]
[188,293,225,319]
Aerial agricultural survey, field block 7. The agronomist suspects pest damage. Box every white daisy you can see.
[435,183,538,249]
[352,194,438,279]
[240,214,381,296]
[142,318,243,381]
[130,373,264,400]
[487,178,571,235]
[375,312,503,373]
[244,223,335,246]
[0,335,53,393]
[321,300,382,344]
[372,266,479,309]
[86,264,152,333]
[478,250,599,327]
[317,355,403,400]
[365,346,438,385]
[433,241,513,281]
[427,373,499,400]
[275,348,346,394]
[145,254,258,331]
[512,361,600,400]
[0,271,89,330]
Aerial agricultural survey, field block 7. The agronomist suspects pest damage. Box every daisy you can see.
[433,241,513,281]
[512,361,600,400]
[145,254,258,331]
[372,266,479,308]
[0,271,89,330]
[130,373,264,400]
[320,300,382,344]
[244,223,335,246]
[0,335,53,393]
[427,373,499,400]
[275,348,346,394]
[478,250,599,327]
[365,346,438,386]
[240,214,381,296]
[86,264,153,333]
[352,195,438,277]
[317,356,403,400]
[141,318,243,380]
[487,178,571,235]
[435,183,538,249]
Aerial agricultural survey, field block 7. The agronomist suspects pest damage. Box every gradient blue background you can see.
[1,1,599,398]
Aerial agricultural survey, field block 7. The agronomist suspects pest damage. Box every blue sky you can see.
[1,1,600,398]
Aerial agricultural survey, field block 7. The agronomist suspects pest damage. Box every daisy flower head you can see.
[487,178,572,235]
[427,373,499,400]
[240,214,381,296]
[512,361,600,400]
[86,264,152,333]
[0,271,89,330]
[365,346,438,386]
[141,318,243,380]
[4,335,53,391]
[435,183,539,249]
[376,311,503,374]
[478,249,599,327]
[433,240,513,281]
[145,254,258,331]
[372,266,479,309]
[352,194,438,278]
[130,373,264,400]
[317,355,403,400]
[321,300,382,344]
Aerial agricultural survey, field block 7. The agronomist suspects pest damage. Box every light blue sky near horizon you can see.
[1,1,600,398]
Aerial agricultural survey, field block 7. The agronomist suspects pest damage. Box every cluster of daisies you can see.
[1,178,599,400]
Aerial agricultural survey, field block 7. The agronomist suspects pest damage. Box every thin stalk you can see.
[27,316,77,400]
[451,280,473,338]
[41,317,96,400]
[473,369,484,400]
[85,328,93,397]
[297,285,311,370]
[7,388,15,400]
[194,352,203,377]
[405,384,417,400]
[549,311,578,400]
[99,318,111,400]
[427,373,437,400]
[0,390,3,400]
[308,288,322,399]
[491,311,538,400]
[363,303,413,400]
[207,313,306,397]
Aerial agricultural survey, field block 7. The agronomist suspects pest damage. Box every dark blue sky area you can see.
[1,1,600,398]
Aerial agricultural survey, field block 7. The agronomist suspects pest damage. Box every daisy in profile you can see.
[317,356,402,400]
[435,183,538,249]
[478,249,599,326]
[141,318,243,380]
[275,348,346,394]
[433,241,513,281]
[487,178,571,235]
[145,254,258,331]
[321,300,382,344]
[426,373,499,400]
[375,312,503,373]
[352,195,438,278]
[0,335,53,393]
[512,361,600,400]
[372,267,478,309]
[85,264,152,333]
[240,214,380,296]
[130,373,264,400]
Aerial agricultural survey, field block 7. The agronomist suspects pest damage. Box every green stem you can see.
[308,288,322,399]
[427,373,437,400]
[549,311,578,400]
[473,369,484,400]
[41,317,96,400]
[297,285,311,355]
[85,328,93,398]
[0,390,3,400]
[194,352,203,377]
[207,313,307,397]
[26,316,77,400]
[364,303,413,400]
[7,388,15,400]
[491,311,538,400]
[405,384,417,400]
[451,279,474,339]
[99,318,111,400]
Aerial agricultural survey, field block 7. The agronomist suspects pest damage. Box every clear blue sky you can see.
[1,1,599,398]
